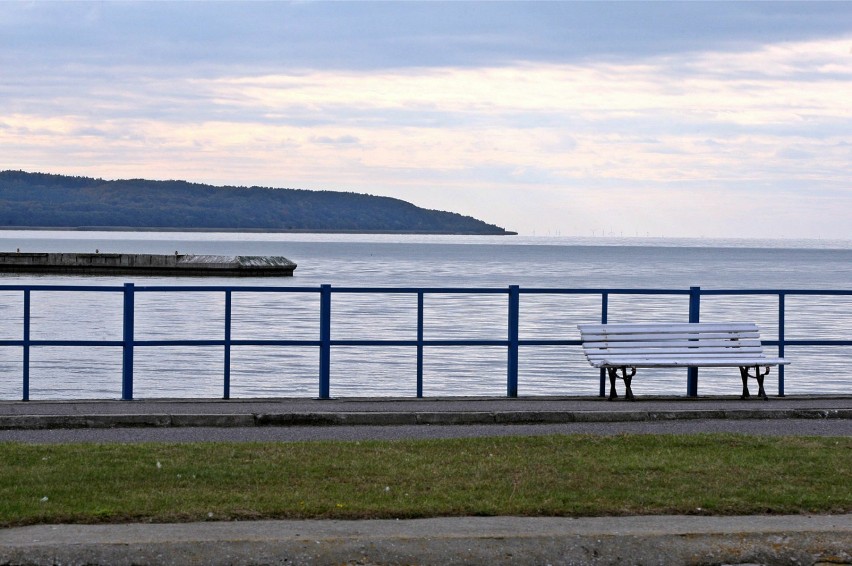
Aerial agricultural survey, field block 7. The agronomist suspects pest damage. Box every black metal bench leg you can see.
[739,366,751,399]
[740,365,770,400]
[755,365,770,401]
[622,366,636,401]
[606,366,636,401]
[606,367,619,400]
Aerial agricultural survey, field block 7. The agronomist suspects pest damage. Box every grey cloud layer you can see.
[4,2,852,73]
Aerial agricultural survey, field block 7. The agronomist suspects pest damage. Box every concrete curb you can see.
[1,407,850,430]
[1,515,849,566]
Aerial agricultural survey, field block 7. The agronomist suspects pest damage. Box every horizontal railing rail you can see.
[1,284,850,400]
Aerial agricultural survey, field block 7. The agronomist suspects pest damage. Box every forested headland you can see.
[0,171,515,235]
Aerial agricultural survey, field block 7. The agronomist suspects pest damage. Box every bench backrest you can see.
[577,322,766,364]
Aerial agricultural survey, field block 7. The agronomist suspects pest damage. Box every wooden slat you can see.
[583,341,763,350]
[578,322,758,334]
[586,349,766,360]
[579,332,760,342]
[591,358,789,368]
[586,355,768,364]
[581,331,759,340]
[583,339,763,349]
[586,348,763,358]
[587,354,767,361]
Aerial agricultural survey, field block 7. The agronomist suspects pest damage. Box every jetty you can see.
[0,252,296,276]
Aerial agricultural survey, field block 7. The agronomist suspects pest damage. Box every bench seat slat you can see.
[582,339,763,349]
[578,322,758,334]
[586,351,768,362]
[588,353,781,362]
[581,333,759,341]
[591,358,788,368]
[580,331,760,341]
[586,348,763,358]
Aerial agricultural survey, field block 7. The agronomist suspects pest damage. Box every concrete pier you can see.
[0,252,296,276]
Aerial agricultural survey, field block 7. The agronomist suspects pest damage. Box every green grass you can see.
[1,434,849,526]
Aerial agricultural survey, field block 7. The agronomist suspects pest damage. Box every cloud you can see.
[1,2,851,238]
[4,2,852,73]
[311,135,361,145]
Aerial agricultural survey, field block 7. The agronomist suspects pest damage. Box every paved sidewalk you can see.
[1,395,850,429]
[1,515,850,565]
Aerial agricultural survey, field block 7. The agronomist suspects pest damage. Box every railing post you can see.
[599,292,608,397]
[687,285,701,397]
[507,285,519,398]
[22,289,30,401]
[122,283,135,401]
[318,284,331,399]
[778,292,785,397]
[224,290,232,400]
[417,291,424,398]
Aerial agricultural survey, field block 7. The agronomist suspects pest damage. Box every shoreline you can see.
[0,226,518,235]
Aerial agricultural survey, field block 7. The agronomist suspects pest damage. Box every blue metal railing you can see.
[1,284,850,401]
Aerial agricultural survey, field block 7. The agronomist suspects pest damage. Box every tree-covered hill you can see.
[0,171,515,235]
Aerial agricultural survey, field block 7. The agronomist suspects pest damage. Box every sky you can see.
[1,1,851,240]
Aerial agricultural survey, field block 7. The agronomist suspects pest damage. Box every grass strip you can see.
[1,433,849,526]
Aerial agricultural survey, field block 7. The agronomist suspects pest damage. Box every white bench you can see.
[577,322,789,400]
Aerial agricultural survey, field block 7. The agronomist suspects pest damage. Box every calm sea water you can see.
[1,231,850,400]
